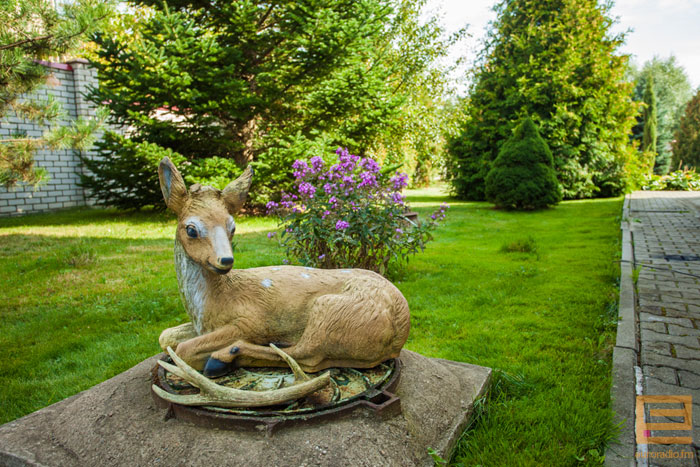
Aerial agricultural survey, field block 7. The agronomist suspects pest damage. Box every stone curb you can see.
[606,193,639,467]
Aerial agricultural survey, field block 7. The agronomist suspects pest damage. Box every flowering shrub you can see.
[267,148,448,275]
[641,169,700,191]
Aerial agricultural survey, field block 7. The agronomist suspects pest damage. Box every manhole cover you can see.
[151,355,401,433]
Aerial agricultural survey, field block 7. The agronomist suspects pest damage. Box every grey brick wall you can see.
[0,60,99,216]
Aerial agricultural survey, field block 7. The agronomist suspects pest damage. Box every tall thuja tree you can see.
[445,0,639,200]
[642,78,658,157]
[631,56,693,174]
[672,89,700,170]
[0,0,110,188]
[83,0,456,208]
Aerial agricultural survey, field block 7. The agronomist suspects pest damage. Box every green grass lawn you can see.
[0,188,622,465]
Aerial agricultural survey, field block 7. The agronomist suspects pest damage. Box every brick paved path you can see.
[629,191,700,465]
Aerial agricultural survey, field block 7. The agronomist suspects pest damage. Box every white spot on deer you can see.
[300,273,310,279]
[261,278,273,288]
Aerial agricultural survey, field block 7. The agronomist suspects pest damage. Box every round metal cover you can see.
[151,355,402,433]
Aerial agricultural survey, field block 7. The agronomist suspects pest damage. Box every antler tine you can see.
[269,343,310,382]
[154,346,331,408]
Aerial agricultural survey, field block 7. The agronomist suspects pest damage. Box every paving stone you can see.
[642,365,677,385]
[668,324,700,337]
[674,345,700,360]
[640,312,694,328]
[641,329,700,348]
[644,341,674,356]
[641,321,668,333]
[678,371,700,390]
[642,350,700,373]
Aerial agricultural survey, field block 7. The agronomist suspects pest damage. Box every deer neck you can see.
[173,239,210,335]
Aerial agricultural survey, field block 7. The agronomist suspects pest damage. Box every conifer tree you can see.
[82,0,457,208]
[446,0,638,200]
[642,78,658,157]
[0,0,110,188]
[485,117,561,210]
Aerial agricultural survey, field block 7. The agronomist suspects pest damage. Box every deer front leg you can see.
[174,325,242,373]
[207,340,323,376]
[159,322,197,351]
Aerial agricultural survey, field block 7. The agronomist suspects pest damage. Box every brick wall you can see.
[0,60,99,216]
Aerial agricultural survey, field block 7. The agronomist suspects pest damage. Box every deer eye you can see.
[186,225,198,238]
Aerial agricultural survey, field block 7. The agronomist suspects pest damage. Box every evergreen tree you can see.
[672,89,700,170]
[82,0,457,208]
[485,116,561,210]
[0,0,110,188]
[630,56,693,175]
[445,0,639,200]
[642,78,658,156]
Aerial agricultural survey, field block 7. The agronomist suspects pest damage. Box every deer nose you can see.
[219,257,234,266]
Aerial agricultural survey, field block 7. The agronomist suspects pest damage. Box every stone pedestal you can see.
[0,350,490,466]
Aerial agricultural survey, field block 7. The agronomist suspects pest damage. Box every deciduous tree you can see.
[672,89,700,170]
[631,56,693,174]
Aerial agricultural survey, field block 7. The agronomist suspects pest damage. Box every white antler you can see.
[152,346,331,408]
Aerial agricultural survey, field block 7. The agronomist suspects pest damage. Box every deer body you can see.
[157,157,410,377]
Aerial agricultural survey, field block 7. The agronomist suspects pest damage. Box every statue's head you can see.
[158,157,253,275]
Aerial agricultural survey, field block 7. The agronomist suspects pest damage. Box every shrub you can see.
[641,169,700,191]
[79,132,188,210]
[267,148,448,275]
[80,133,244,209]
[485,117,562,210]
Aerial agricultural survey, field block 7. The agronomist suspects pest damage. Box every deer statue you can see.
[151,157,410,408]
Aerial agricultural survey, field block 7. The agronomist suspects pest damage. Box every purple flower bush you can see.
[267,148,448,275]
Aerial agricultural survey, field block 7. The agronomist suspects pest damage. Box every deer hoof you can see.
[203,357,233,378]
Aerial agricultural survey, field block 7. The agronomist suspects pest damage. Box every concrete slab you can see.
[0,350,491,466]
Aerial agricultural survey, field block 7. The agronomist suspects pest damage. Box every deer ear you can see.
[158,157,188,214]
[222,165,254,215]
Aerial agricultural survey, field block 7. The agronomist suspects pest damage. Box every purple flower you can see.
[335,220,350,230]
[431,214,437,220]
[298,182,316,198]
[391,192,405,206]
[282,259,289,264]
[318,254,326,260]
[292,159,310,178]
[309,156,324,173]
[329,196,339,207]
[267,232,276,239]
[323,183,335,194]
[390,172,409,191]
[360,157,380,173]
[358,171,377,188]
[266,200,278,213]
[322,210,331,219]
[395,228,403,234]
